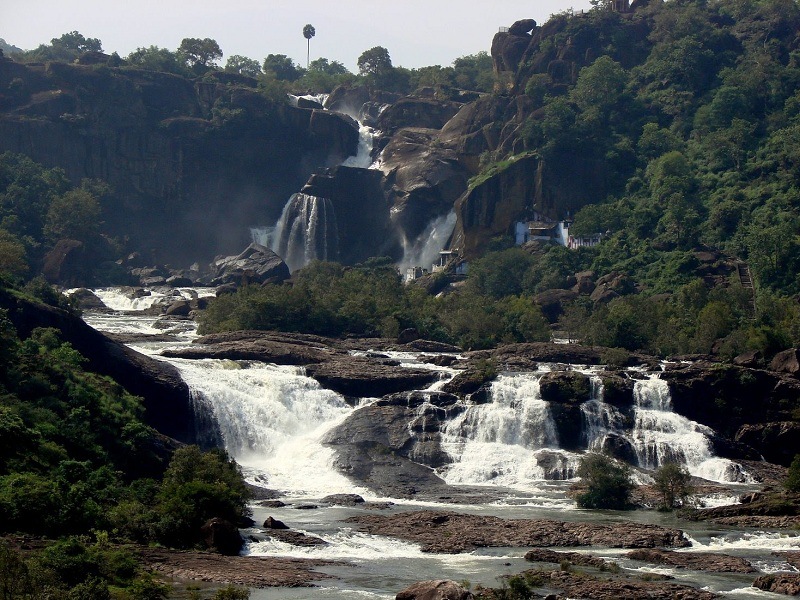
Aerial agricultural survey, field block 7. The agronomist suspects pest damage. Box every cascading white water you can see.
[342,124,377,169]
[632,376,750,483]
[580,375,627,452]
[172,357,364,497]
[398,211,458,272]
[271,192,339,272]
[439,373,580,487]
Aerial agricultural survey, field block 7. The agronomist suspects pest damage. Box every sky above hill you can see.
[2,0,593,71]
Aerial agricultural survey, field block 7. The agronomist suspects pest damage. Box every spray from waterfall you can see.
[398,211,457,272]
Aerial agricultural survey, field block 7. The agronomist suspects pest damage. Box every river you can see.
[81,288,800,599]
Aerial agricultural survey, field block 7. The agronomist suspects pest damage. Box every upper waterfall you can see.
[270,192,340,273]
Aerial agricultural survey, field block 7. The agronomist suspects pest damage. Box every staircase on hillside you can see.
[737,262,757,320]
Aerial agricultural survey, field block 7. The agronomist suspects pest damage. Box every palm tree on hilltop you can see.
[303,24,316,68]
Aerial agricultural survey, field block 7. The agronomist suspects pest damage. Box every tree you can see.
[358,46,393,77]
[308,57,349,75]
[224,55,262,77]
[303,24,316,69]
[576,453,634,509]
[126,46,189,75]
[786,454,800,492]
[653,462,694,510]
[178,37,222,74]
[0,229,27,277]
[51,31,102,54]
[44,189,101,243]
[263,54,303,81]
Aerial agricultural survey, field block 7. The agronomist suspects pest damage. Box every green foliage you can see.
[786,454,800,493]
[576,453,633,509]
[44,188,101,243]
[224,55,262,77]
[126,46,190,76]
[263,54,304,82]
[212,585,250,600]
[21,31,102,62]
[179,38,222,74]
[653,462,694,510]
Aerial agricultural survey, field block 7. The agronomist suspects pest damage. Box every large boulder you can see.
[770,348,800,376]
[539,372,591,404]
[396,580,473,600]
[323,392,465,496]
[200,518,243,556]
[305,357,442,399]
[735,422,800,466]
[380,128,470,242]
[210,243,290,286]
[376,97,462,136]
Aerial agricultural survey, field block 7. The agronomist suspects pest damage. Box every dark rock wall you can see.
[0,58,358,266]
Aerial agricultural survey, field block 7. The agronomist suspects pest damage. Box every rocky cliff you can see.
[0,57,358,266]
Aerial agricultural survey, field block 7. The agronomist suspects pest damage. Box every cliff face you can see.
[0,58,358,265]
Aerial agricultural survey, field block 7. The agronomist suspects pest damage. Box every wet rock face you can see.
[350,510,690,553]
[539,371,591,404]
[379,128,470,242]
[626,548,756,573]
[0,61,359,266]
[753,573,800,596]
[210,243,290,286]
[395,580,473,600]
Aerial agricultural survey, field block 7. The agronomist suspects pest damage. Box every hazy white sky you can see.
[2,1,593,71]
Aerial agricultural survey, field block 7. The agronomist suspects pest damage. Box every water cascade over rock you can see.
[439,373,578,486]
[270,192,340,273]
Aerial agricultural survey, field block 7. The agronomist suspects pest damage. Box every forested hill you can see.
[481,0,800,298]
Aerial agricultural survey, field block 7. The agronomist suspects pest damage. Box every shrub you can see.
[653,462,694,510]
[786,454,800,493]
[576,453,634,509]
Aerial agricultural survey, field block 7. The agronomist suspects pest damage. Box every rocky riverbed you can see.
[349,510,690,553]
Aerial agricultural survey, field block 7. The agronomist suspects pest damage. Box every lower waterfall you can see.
[270,192,339,273]
[171,357,363,497]
[398,211,457,272]
[439,372,579,487]
[631,376,750,483]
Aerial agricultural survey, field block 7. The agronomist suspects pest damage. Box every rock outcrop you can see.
[0,59,359,266]
[0,287,203,445]
[396,580,473,600]
[350,510,690,553]
[210,243,290,286]
[625,548,756,573]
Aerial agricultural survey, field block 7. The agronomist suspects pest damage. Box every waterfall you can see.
[173,358,363,496]
[342,123,377,169]
[398,211,458,272]
[580,375,627,452]
[439,373,579,486]
[271,192,339,272]
[632,376,750,483]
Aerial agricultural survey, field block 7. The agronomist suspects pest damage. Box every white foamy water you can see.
[342,124,378,169]
[439,372,580,488]
[632,376,751,483]
[684,531,800,553]
[166,357,365,497]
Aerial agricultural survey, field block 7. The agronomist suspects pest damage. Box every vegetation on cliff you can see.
[0,281,250,595]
